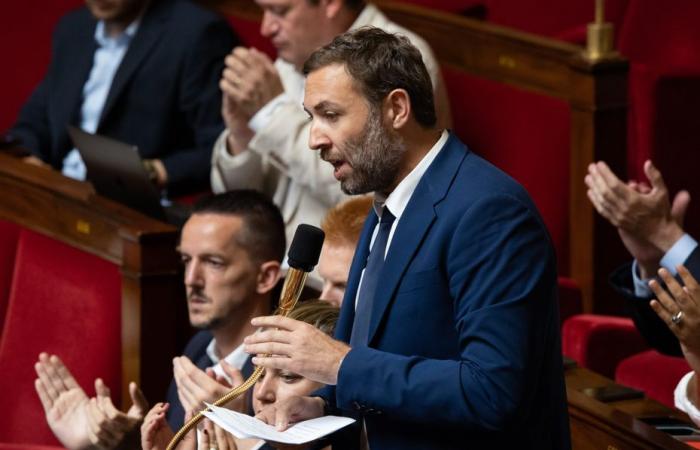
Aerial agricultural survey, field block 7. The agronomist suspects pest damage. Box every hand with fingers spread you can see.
[141,403,175,450]
[173,356,244,415]
[585,160,690,278]
[204,361,247,413]
[244,315,350,385]
[649,266,700,372]
[220,47,284,155]
[84,378,148,449]
[34,353,93,450]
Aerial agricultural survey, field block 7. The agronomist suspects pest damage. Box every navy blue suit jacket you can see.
[321,134,570,449]
[10,0,237,195]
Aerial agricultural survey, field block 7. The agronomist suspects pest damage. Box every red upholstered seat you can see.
[443,69,571,274]
[225,15,275,59]
[0,228,121,445]
[486,0,629,44]
[615,350,690,408]
[0,221,20,332]
[562,314,649,378]
[0,444,63,450]
[396,0,484,15]
[0,0,84,131]
[557,277,582,327]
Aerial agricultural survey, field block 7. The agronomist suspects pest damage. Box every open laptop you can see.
[68,126,189,223]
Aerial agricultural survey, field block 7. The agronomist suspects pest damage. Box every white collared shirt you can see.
[62,20,140,181]
[205,339,248,383]
[354,129,449,309]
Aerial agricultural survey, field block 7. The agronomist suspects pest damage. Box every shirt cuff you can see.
[631,259,653,297]
[631,233,696,297]
[675,371,700,426]
[214,129,255,167]
[661,233,698,276]
[248,93,288,132]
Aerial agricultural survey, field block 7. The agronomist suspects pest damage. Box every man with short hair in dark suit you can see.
[34,190,286,449]
[11,0,237,196]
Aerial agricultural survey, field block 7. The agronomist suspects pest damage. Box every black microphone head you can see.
[288,224,325,272]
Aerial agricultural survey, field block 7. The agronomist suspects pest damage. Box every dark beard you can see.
[339,107,406,195]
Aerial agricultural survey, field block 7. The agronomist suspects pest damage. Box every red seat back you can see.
[486,0,629,43]
[225,15,275,59]
[0,228,121,445]
[0,0,83,131]
[0,221,20,330]
[562,314,649,378]
[443,68,571,273]
[617,0,700,236]
[615,350,690,408]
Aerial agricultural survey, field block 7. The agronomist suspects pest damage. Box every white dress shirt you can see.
[62,20,139,180]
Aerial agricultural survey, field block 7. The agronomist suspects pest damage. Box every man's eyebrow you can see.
[313,100,341,112]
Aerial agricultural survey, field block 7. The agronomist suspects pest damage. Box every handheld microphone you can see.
[166,224,324,450]
[278,224,325,315]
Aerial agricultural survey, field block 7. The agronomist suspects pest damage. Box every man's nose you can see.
[308,122,330,151]
[260,11,278,38]
[184,260,202,287]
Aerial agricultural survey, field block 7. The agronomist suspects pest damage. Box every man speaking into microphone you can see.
[244,27,570,449]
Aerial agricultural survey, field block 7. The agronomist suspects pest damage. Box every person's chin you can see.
[188,313,213,329]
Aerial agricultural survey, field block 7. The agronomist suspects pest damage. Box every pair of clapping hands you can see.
[34,352,246,450]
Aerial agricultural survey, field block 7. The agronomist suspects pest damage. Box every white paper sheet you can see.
[201,403,355,445]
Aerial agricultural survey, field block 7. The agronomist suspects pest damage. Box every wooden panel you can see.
[566,365,694,449]
[0,153,183,406]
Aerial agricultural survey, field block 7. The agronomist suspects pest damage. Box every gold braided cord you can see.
[165,270,309,450]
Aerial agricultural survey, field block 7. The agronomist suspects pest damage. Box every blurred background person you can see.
[12,0,236,196]
[318,196,373,306]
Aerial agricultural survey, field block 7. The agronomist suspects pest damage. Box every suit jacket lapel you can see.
[99,0,168,127]
[335,211,377,343]
[366,134,469,344]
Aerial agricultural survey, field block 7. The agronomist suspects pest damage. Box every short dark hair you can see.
[192,190,286,264]
[303,27,436,128]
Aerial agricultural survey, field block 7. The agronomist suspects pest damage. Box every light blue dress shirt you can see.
[62,20,139,180]
[632,233,698,296]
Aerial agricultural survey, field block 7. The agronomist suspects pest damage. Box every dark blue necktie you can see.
[350,207,395,346]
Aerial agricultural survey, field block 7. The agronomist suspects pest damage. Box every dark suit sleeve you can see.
[686,245,700,275]
[609,262,683,356]
[160,18,237,188]
[609,244,700,357]
[335,194,560,429]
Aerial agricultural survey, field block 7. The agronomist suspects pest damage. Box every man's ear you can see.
[383,89,411,130]
[256,260,282,295]
[323,0,344,19]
